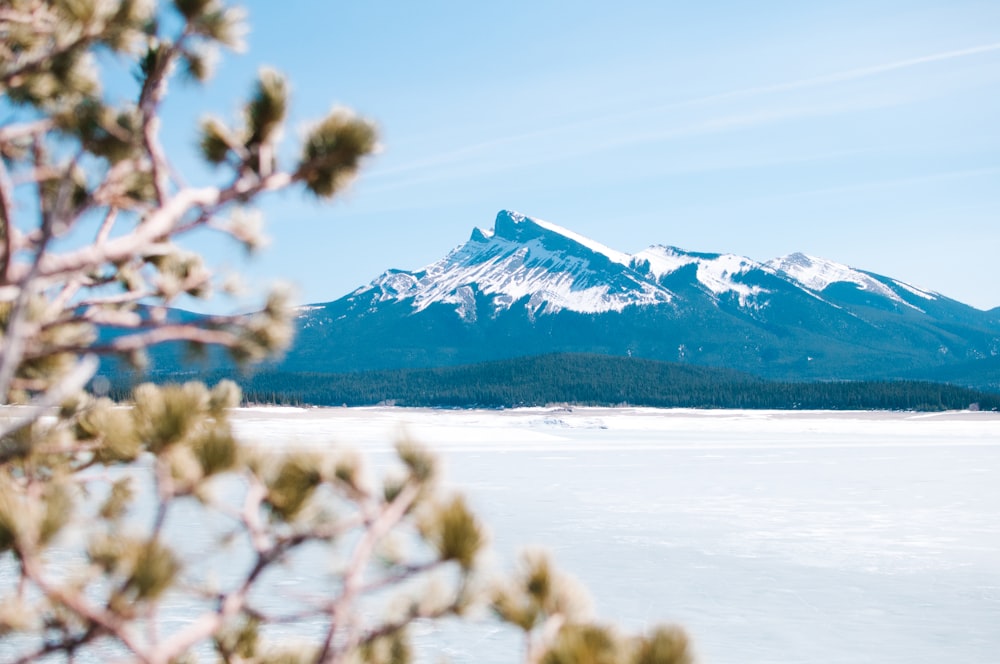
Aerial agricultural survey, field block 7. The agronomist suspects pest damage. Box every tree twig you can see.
[0,354,98,441]
[317,481,421,663]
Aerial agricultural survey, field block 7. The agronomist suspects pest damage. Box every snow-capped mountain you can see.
[283,210,1000,383]
[361,210,670,320]
[353,211,948,317]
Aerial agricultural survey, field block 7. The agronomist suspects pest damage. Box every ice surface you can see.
[228,407,1000,664]
[9,408,994,663]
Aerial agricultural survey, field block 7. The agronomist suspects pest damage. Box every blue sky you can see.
[163,1,1000,310]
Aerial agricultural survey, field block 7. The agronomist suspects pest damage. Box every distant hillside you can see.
[119,353,1000,411]
[909,355,1000,392]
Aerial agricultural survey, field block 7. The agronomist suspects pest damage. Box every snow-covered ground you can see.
[2,408,995,662]
[229,407,1000,664]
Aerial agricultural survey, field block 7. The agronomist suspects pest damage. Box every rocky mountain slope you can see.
[276,210,1000,384]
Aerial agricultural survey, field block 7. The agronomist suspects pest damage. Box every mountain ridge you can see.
[274,209,1000,387]
[125,209,997,390]
[345,210,967,319]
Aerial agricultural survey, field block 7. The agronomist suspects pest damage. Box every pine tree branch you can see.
[355,560,445,597]
[9,625,100,664]
[0,193,59,401]
[0,152,15,282]
[87,325,242,355]
[9,171,292,286]
[139,34,192,206]
[0,354,97,441]
[317,481,421,663]
[0,118,53,144]
[0,9,105,88]
[150,474,292,663]
[19,550,149,661]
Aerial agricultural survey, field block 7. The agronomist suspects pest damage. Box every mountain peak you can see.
[358,209,671,318]
[491,210,630,265]
[491,209,530,241]
[470,210,529,243]
[768,252,856,288]
[469,226,493,243]
[777,251,814,268]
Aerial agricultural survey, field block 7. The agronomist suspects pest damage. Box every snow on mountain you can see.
[634,246,768,306]
[525,214,632,265]
[345,210,950,321]
[891,279,937,301]
[767,252,879,293]
[358,210,671,319]
[765,252,935,309]
[282,209,1000,383]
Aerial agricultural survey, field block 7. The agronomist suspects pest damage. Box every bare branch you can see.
[95,206,119,246]
[10,626,99,664]
[138,34,193,206]
[89,325,241,355]
[49,274,87,314]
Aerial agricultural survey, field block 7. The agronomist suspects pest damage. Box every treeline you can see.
[107,353,1000,411]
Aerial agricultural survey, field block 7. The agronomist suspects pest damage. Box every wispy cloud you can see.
[654,42,1000,111]
[664,166,1000,219]
[365,42,1000,190]
[362,94,913,197]
[771,166,1000,201]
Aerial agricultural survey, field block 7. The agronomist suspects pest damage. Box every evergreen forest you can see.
[113,353,1000,411]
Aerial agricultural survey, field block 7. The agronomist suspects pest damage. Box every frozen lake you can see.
[3,407,997,662]
[227,407,1000,664]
